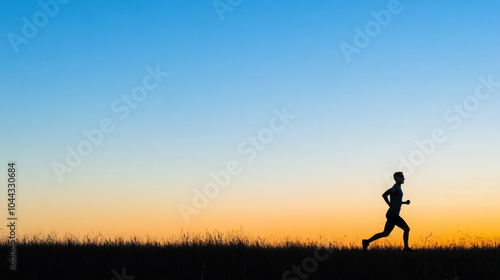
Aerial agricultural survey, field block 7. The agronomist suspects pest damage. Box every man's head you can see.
[393,172,405,184]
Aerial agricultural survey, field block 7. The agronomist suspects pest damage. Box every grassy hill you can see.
[1,232,499,279]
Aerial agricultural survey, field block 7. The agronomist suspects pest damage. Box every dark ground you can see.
[1,243,499,280]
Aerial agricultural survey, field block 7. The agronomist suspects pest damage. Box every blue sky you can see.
[1,0,500,239]
[1,0,499,180]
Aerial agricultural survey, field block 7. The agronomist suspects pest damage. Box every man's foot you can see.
[403,247,415,252]
[362,239,369,252]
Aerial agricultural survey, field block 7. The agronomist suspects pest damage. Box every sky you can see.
[1,0,500,246]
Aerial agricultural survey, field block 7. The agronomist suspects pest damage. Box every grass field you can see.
[1,231,499,279]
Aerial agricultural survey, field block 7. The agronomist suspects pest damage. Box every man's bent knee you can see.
[382,230,391,237]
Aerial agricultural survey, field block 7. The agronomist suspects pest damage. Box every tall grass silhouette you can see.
[1,230,499,279]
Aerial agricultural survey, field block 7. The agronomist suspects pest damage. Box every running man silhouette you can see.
[362,172,414,251]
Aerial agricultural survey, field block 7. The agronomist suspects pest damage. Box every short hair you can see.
[393,172,404,181]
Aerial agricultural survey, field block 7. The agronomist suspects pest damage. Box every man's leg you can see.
[395,216,411,249]
[403,230,409,248]
[366,230,391,243]
[363,217,395,250]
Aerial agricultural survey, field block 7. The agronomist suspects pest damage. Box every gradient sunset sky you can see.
[1,0,500,245]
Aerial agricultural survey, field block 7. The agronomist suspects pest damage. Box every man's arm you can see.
[382,189,391,207]
[403,200,411,205]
